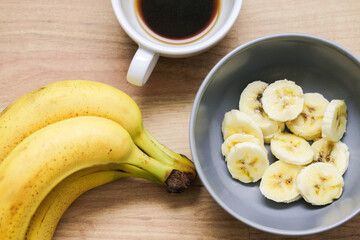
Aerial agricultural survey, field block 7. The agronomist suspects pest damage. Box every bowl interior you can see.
[191,34,360,235]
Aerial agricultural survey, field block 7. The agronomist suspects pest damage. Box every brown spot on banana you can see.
[317,142,335,163]
[320,176,328,182]
[236,159,245,165]
[255,106,266,117]
[307,106,316,113]
[256,93,263,103]
[285,177,293,184]
[300,113,307,119]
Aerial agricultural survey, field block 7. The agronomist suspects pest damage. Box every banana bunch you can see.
[221,79,349,206]
[0,80,196,240]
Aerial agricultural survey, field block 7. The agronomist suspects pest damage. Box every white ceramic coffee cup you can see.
[111,0,243,86]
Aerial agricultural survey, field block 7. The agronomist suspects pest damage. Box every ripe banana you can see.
[260,160,303,203]
[226,142,269,183]
[286,93,329,140]
[270,132,314,165]
[0,116,189,240]
[311,138,349,175]
[221,109,264,142]
[322,99,347,141]
[0,80,195,180]
[221,133,267,157]
[239,80,284,143]
[26,164,156,240]
[296,162,344,206]
[262,79,304,122]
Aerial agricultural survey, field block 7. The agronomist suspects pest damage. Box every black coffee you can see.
[136,0,220,43]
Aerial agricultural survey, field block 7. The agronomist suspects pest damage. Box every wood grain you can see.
[1,0,360,239]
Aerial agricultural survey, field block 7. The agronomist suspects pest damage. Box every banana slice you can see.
[226,142,269,183]
[239,81,284,143]
[221,133,267,157]
[221,110,263,142]
[296,162,344,206]
[262,79,304,122]
[270,132,314,165]
[286,93,329,140]
[263,122,285,144]
[260,160,304,203]
[311,138,350,175]
[322,100,347,141]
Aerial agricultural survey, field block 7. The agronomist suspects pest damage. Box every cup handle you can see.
[127,47,160,86]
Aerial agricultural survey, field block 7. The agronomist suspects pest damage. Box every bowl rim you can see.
[189,32,360,236]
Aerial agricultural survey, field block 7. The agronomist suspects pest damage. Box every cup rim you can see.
[189,32,360,236]
[111,0,243,56]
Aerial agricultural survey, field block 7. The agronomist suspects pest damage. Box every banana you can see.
[0,116,190,240]
[311,138,350,175]
[0,80,195,180]
[262,79,304,122]
[26,168,129,240]
[286,93,329,140]
[263,123,285,144]
[226,142,269,183]
[260,160,304,203]
[239,80,285,143]
[322,99,348,141]
[270,132,314,165]
[296,162,344,206]
[221,133,267,157]
[26,164,156,240]
[221,109,264,142]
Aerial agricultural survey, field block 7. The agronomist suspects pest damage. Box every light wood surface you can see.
[1,0,360,239]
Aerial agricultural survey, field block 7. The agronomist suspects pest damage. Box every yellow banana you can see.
[0,116,189,240]
[26,164,156,240]
[0,80,195,180]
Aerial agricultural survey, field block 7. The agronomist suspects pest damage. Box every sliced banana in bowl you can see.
[239,81,284,143]
[296,162,344,206]
[219,78,350,208]
[260,160,304,203]
[221,133,267,157]
[226,142,269,183]
[311,138,350,175]
[270,132,314,165]
[263,123,285,144]
[221,109,264,142]
[286,93,329,141]
[322,100,348,141]
[262,79,304,122]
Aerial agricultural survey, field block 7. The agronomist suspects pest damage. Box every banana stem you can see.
[135,128,196,182]
[132,148,191,193]
[114,163,162,184]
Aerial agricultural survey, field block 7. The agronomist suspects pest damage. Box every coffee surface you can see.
[136,0,219,42]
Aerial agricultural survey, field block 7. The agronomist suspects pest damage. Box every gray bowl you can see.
[189,33,360,235]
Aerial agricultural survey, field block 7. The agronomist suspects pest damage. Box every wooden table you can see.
[1,1,360,239]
